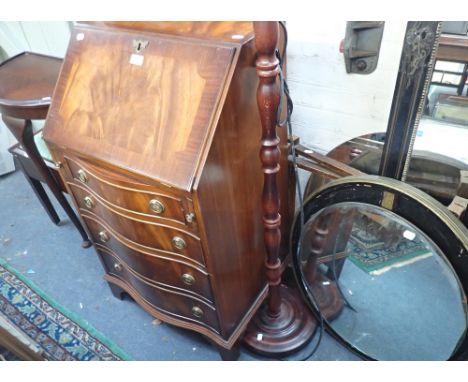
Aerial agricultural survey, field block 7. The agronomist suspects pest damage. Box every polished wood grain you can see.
[98,245,220,332]
[105,273,268,350]
[243,21,316,357]
[82,214,213,301]
[80,209,204,269]
[69,182,205,266]
[253,21,282,314]
[88,21,254,44]
[43,22,287,359]
[195,34,269,338]
[0,52,62,120]
[65,156,193,228]
[44,24,236,191]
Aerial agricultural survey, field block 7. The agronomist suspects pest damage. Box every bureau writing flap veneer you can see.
[43,22,292,359]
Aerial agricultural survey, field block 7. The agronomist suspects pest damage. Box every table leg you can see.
[4,116,92,249]
[14,156,60,225]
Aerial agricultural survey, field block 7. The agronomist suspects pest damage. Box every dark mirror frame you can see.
[379,21,442,181]
[291,175,468,360]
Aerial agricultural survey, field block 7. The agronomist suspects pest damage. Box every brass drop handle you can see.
[149,199,165,214]
[185,213,195,223]
[77,169,88,184]
[84,196,95,209]
[192,306,204,318]
[172,236,187,250]
[98,231,109,243]
[181,273,195,286]
[114,263,123,272]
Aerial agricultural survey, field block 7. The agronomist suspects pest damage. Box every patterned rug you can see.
[0,259,131,360]
[347,227,432,276]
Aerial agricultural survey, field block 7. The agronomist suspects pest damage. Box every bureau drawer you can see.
[69,183,205,266]
[82,213,213,303]
[98,246,220,333]
[65,156,192,227]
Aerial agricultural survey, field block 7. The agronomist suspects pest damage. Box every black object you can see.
[379,21,441,180]
[343,21,385,75]
[291,175,468,360]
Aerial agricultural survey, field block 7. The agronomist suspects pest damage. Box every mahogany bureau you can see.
[42,22,292,359]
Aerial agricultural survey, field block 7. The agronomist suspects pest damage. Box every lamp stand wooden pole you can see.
[243,21,316,357]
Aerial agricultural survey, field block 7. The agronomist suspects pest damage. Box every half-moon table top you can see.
[0,52,62,117]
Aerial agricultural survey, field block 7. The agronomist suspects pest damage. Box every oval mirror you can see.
[291,175,468,360]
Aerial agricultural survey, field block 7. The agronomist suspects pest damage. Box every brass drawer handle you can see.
[114,263,123,272]
[192,306,204,318]
[172,236,186,250]
[77,169,88,183]
[84,196,95,209]
[181,273,195,286]
[149,199,165,214]
[98,231,109,243]
[185,213,195,223]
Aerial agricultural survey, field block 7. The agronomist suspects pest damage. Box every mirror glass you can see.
[298,201,468,360]
[405,24,468,200]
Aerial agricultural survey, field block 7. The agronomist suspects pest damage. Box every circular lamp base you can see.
[243,285,317,357]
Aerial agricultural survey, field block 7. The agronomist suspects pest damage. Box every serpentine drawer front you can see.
[65,156,194,228]
[43,22,293,358]
[69,182,206,266]
[98,245,220,332]
[82,213,213,302]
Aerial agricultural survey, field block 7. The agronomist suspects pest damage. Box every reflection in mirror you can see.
[304,131,467,206]
[299,202,468,360]
[407,24,468,203]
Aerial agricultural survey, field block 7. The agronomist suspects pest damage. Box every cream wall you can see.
[287,21,406,154]
[0,21,71,57]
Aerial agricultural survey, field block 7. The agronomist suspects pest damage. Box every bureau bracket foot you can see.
[81,239,93,249]
[108,282,126,300]
[242,285,316,357]
[216,343,240,361]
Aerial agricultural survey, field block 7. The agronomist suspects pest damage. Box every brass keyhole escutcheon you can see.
[192,306,204,318]
[133,39,149,53]
[77,169,88,184]
[114,263,123,272]
[172,236,186,250]
[84,196,95,209]
[149,199,165,214]
[98,231,109,243]
[181,273,195,286]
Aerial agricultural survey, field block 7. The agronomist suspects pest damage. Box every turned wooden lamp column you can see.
[243,21,316,356]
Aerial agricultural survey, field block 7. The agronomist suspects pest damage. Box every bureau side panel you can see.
[194,38,292,340]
